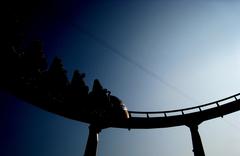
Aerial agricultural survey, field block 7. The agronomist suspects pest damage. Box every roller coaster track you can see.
[59,92,240,156]
[20,91,236,156]
[113,93,240,129]
[5,86,240,156]
[47,92,240,156]
[102,93,240,156]
[2,49,240,156]
[8,87,240,130]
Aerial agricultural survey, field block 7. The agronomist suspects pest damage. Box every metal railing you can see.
[129,93,240,118]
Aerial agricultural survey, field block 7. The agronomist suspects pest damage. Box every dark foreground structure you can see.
[82,92,240,156]
[1,43,240,156]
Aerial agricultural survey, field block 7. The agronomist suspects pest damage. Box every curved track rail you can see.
[112,93,240,129]
[3,85,240,156]
[3,46,240,156]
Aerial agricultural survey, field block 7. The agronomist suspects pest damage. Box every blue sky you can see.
[2,1,240,156]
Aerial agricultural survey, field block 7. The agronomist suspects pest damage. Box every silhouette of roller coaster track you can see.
[112,93,240,129]
[2,47,240,156]
[36,92,239,129]
[2,81,240,156]
[51,92,240,156]
[11,87,240,156]
[109,93,240,156]
[35,92,240,156]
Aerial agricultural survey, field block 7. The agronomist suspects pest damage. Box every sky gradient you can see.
[2,1,240,156]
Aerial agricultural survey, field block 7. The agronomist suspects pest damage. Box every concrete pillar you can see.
[189,124,205,156]
[84,125,101,156]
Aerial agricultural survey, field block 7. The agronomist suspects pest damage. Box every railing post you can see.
[146,113,149,118]
[198,107,202,112]
[188,124,205,156]
[84,125,101,156]
[164,112,167,117]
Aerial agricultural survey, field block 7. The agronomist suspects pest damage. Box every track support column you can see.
[188,124,205,156]
[84,125,101,156]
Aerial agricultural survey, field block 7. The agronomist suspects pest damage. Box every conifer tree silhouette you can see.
[90,79,109,108]
[20,40,48,86]
[88,79,112,125]
[45,57,69,102]
[70,70,89,98]
[66,70,89,114]
[1,45,21,86]
[26,40,48,73]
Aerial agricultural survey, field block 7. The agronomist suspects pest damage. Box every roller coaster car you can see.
[87,94,129,127]
[109,95,129,120]
[87,80,129,126]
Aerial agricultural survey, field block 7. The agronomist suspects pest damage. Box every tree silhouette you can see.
[70,70,89,97]
[88,79,112,126]
[1,42,28,93]
[44,57,69,102]
[66,70,89,113]
[18,40,48,91]
[1,30,129,127]
[90,79,110,108]
[2,1,131,130]
[24,40,48,73]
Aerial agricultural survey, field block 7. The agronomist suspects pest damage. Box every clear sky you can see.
[2,1,240,156]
